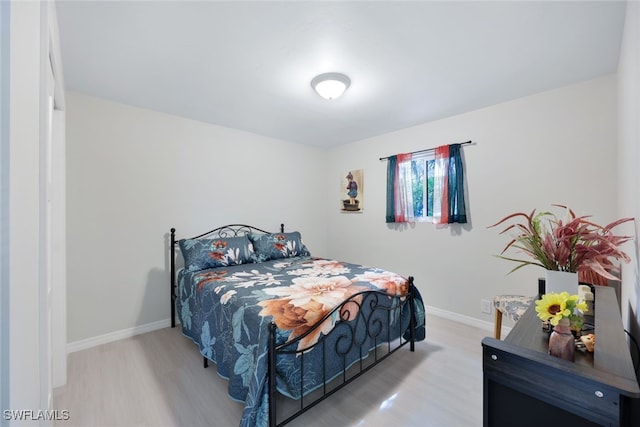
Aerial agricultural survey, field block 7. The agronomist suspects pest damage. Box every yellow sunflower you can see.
[565,293,588,314]
[535,292,571,326]
[575,299,588,314]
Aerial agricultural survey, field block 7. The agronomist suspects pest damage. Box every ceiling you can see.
[55,1,627,148]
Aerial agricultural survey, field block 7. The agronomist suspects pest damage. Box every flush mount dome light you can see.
[311,72,351,100]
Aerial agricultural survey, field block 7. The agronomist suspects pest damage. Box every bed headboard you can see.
[169,223,285,327]
[174,223,284,241]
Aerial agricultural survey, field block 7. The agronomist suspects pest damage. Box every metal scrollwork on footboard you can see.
[268,277,417,427]
[169,225,419,427]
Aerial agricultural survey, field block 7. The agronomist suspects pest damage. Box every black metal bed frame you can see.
[170,224,417,427]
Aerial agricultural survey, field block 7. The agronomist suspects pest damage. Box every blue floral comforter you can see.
[177,256,425,427]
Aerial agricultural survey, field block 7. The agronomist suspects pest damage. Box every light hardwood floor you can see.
[54,314,488,427]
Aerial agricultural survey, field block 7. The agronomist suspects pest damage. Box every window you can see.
[386,143,467,224]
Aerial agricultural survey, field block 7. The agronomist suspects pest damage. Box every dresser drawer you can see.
[483,344,622,425]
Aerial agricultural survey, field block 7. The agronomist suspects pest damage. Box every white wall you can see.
[65,92,328,343]
[7,0,42,417]
[64,10,639,344]
[66,74,621,339]
[326,75,619,324]
[4,0,66,419]
[618,1,640,332]
[0,0,9,416]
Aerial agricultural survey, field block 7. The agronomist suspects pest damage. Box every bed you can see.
[169,224,426,427]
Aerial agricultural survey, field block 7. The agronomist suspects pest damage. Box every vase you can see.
[548,318,575,362]
[544,270,578,295]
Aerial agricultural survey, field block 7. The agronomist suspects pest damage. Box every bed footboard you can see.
[267,277,419,427]
[169,225,423,427]
[170,227,176,328]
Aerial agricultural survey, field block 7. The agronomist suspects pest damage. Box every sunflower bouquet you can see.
[535,291,588,330]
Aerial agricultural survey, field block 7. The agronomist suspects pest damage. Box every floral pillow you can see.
[179,235,254,272]
[249,232,311,262]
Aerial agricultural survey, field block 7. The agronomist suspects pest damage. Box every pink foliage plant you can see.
[489,205,634,281]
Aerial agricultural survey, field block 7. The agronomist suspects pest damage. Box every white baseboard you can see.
[67,318,172,354]
[67,306,510,354]
[426,305,512,337]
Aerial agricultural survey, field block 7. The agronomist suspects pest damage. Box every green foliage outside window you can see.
[411,160,424,217]
[426,160,434,217]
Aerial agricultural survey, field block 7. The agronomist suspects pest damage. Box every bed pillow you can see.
[179,235,255,272]
[249,231,310,262]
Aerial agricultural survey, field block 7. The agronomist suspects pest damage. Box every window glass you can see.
[401,153,435,222]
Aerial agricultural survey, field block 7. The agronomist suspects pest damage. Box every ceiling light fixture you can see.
[311,72,351,100]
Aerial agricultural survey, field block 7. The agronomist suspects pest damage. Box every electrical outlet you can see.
[481,299,493,314]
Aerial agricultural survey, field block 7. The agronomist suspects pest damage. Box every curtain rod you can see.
[379,140,473,161]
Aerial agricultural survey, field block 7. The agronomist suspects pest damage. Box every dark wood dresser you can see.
[481,285,640,427]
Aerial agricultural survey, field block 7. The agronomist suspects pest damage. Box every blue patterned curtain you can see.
[447,144,467,223]
[385,155,398,223]
[385,144,467,224]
